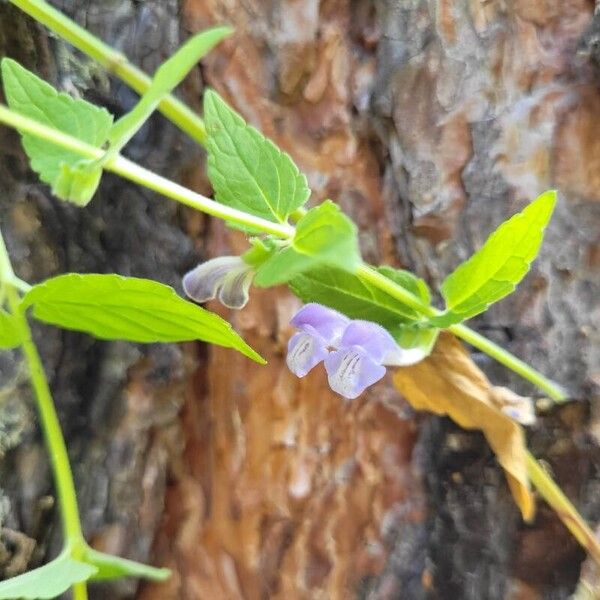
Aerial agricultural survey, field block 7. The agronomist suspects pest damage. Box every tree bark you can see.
[0,1,599,599]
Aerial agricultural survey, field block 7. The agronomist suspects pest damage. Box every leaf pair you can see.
[20,273,264,363]
[1,27,230,206]
[0,546,170,600]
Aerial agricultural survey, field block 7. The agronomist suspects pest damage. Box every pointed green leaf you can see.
[204,89,310,225]
[254,201,360,286]
[432,190,557,327]
[288,265,428,336]
[0,309,21,349]
[22,274,264,363]
[83,548,170,582]
[0,553,97,599]
[108,27,231,157]
[1,59,112,206]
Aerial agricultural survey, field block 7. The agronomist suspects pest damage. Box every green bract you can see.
[204,89,310,226]
[1,58,112,206]
[432,190,557,327]
[254,201,360,286]
[22,273,265,363]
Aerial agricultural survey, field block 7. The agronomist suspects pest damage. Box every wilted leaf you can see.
[392,332,535,521]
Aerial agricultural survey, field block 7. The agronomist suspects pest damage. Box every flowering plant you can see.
[0,1,597,598]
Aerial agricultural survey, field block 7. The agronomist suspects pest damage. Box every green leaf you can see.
[241,237,277,268]
[1,58,113,206]
[83,548,170,583]
[432,190,557,327]
[376,266,431,305]
[288,264,427,336]
[53,161,103,206]
[204,89,310,225]
[0,308,21,349]
[254,201,360,286]
[0,553,97,599]
[108,27,231,157]
[22,274,264,363]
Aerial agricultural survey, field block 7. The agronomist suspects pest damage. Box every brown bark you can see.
[0,1,599,599]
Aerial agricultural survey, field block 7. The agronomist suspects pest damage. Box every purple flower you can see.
[183,256,254,309]
[286,303,349,377]
[287,304,426,400]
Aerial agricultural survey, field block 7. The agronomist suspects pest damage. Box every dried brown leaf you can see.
[392,332,535,521]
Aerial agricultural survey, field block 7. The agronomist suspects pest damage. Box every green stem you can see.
[355,264,567,402]
[7,289,85,546]
[0,105,294,239]
[526,452,600,564]
[0,102,567,400]
[9,0,207,146]
[0,230,85,547]
[1,228,88,597]
[72,583,89,600]
[0,22,595,566]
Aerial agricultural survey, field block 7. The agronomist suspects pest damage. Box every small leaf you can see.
[0,309,21,349]
[0,553,97,599]
[53,161,103,206]
[83,548,170,582]
[22,274,264,363]
[432,190,557,327]
[1,59,112,206]
[393,332,535,521]
[204,89,310,225]
[241,237,277,268]
[254,201,360,286]
[108,27,231,156]
[288,265,424,335]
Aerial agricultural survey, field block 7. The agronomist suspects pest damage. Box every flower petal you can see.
[324,346,386,400]
[338,320,399,362]
[290,303,350,346]
[286,331,329,377]
[218,268,254,309]
[382,346,427,367]
[183,256,245,303]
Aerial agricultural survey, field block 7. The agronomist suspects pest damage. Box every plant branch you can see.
[9,0,207,146]
[0,103,567,401]
[526,451,600,564]
[0,105,294,238]
[355,264,567,402]
[0,227,88,597]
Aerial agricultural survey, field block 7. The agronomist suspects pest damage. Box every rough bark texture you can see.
[0,1,599,599]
